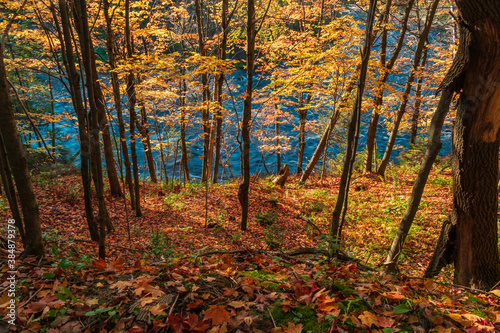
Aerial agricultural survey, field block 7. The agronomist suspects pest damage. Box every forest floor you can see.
[1,159,500,333]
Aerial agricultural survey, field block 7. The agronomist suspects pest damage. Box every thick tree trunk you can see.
[238,0,255,231]
[426,0,500,289]
[377,0,439,177]
[331,0,377,238]
[56,0,99,241]
[383,88,453,271]
[0,44,44,257]
[102,0,135,209]
[0,130,26,245]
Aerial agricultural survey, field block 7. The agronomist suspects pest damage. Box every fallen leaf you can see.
[204,305,230,326]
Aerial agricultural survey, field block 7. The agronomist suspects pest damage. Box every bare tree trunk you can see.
[410,46,428,144]
[74,0,113,259]
[377,0,440,177]
[102,0,135,209]
[299,63,360,184]
[55,0,98,241]
[383,88,453,271]
[0,29,44,256]
[239,0,256,231]
[363,0,414,173]
[331,0,377,238]
[125,0,142,217]
[0,130,25,244]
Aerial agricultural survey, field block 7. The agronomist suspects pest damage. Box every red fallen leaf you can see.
[281,300,294,313]
[111,258,125,271]
[134,260,142,269]
[25,301,47,314]
[282,322,303,333]
[166,316,187,333]
[92,258,107,271]
[126,326,144,333]
[187,299,204,310]
[185,313,210,332]
[204,305,230,326]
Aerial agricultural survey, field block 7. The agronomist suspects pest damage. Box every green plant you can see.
[255,210,278,226]
[0,197,8,211]
[264,224,285,250]
[231,231,242,243]
[149,230,176,259]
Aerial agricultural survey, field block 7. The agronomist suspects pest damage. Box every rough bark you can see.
[383,88,453,271]
[273,164,289,187]
[238,0,255,231]
[426,0,500,289]
[0,41,44,257]
[331,0,377,238]
[377,0,439,177]
[0,130,26,245]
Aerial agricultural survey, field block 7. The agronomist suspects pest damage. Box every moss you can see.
[267,302,330,333]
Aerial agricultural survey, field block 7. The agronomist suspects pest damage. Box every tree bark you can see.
[0,40,44,257]
[74,0,113,259]
[56,0,99,241]
[377,0,439,177]
[331,0,377,238]
[410,46,428,144]
[0,130,26,245]
[426,0,500,289]
[238,0,256,231]
[102,0,135,209]
[383,88,453,271]
[363,0,414,173]
[125,0,142,217]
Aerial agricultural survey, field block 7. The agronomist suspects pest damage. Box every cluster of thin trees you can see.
[1,0,500,289]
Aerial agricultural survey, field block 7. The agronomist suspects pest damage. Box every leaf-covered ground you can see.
[1,162,500,332]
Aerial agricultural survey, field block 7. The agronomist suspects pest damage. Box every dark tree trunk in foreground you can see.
[238,0,256,231]
[426,0,500,289]
[331,0,376,238]
[0,40,44,257]
[0,130,26,245]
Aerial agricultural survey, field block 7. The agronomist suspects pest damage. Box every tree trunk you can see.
[90,49,122,197]
[299,63,360,184]
[238,0,255,231]
[331,0,377,238]
[102,0,135,209]
[56,0,99,241]
[426,0,500,289]
[0,42,44,257]
[410,46,428,144]
[363,0,414,173]
[74,0,113,259]
[125,0,142,217]
[0,130,26,245]
[383,88,453,271]
[179,76,190,182]
[377,0,439,177]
